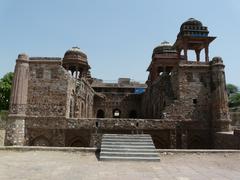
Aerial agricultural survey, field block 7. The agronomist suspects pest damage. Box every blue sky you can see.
[0,0,239,87]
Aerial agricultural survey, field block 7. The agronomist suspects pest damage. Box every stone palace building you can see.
[5,18,240,149]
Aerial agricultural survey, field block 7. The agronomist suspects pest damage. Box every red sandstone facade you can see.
[5,18,240,149]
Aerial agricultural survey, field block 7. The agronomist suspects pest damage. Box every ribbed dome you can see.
[62,47,90,73]
[181,18,202,28]
[178,18,209,38]
[153,41,176,54]
[63,47,87,61]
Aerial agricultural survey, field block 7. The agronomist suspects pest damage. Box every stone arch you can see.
[97,109,105,118]
[31,136,50,146]
[69,137,88,147]
[152,136,169,149]
[188,136,205,149]
[129,110,137,118]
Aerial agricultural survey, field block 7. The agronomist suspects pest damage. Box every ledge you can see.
[157,149,240,153]
[0,146,97,152]
[0,146,239,153]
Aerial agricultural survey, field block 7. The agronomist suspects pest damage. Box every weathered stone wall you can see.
[23,117,212,148]
[171,62,212,122]
[0,111,8,146]
[5,116,26,145]
[142,61,212,123]
[73,79,94,118]
[27,61,69,117]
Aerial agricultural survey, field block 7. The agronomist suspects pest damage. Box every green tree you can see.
[0,72,14,111]
[229,93,240,107]
[226,84,238,95]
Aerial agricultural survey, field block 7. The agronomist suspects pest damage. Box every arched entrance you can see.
[129,110,137,118]
[97,109,105,118]
[113,109,121,118]
[70,140,83,147]
[31,136,50,146]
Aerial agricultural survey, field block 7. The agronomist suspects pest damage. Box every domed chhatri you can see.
[153,41,176,55]
[182,18,203,26]
[174,18,216,62]
[178,18,209,38]
[63,47,87,62]
[62,47,90,79]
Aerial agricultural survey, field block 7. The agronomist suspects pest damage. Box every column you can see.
[195,49,200,62]
[183,42,188,60]
[205,44,209,62]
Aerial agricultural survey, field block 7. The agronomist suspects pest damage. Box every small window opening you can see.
[193,99,197,104]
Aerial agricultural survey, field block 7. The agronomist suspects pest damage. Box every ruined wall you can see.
[73,79,94,118]
[141,73,175,119]
[24,117,212,148]
[166,62,212,121]
[27,59,69,117]
[142,61,212,123]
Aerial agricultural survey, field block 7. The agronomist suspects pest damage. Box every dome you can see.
[62,47,90,72]
[181,18,202,28]
[63,47,87,62]
[18,53,29,60]
[211,56,223,65]
[178,18,209,38]
[153,41,176,54]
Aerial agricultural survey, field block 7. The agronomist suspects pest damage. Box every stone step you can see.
[100,151,159,157]
[103,137,151,140]
[102,141,154,146]
[101,148,157,153]
[100,156,160,162]
[103,138,152,142]
[103,134,151,138]
[100,134,160,161]
[101,144,155,149]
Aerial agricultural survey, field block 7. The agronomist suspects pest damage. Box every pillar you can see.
[210,57,231,132]
[5,54,29,146]
[205,44,209,62]
[183,40,188,60]
[195,49,200,62]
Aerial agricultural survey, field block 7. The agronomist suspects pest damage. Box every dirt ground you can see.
[0,150,239,180]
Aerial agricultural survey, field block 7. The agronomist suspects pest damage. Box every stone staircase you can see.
[99,134,160,161]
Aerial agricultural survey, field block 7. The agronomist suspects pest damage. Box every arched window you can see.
[69,99,74,118]
[81,102,85,118]
[129,110,137,118]
[113,109,121,118]
[31,136,50,146]
[97,109,105,118]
